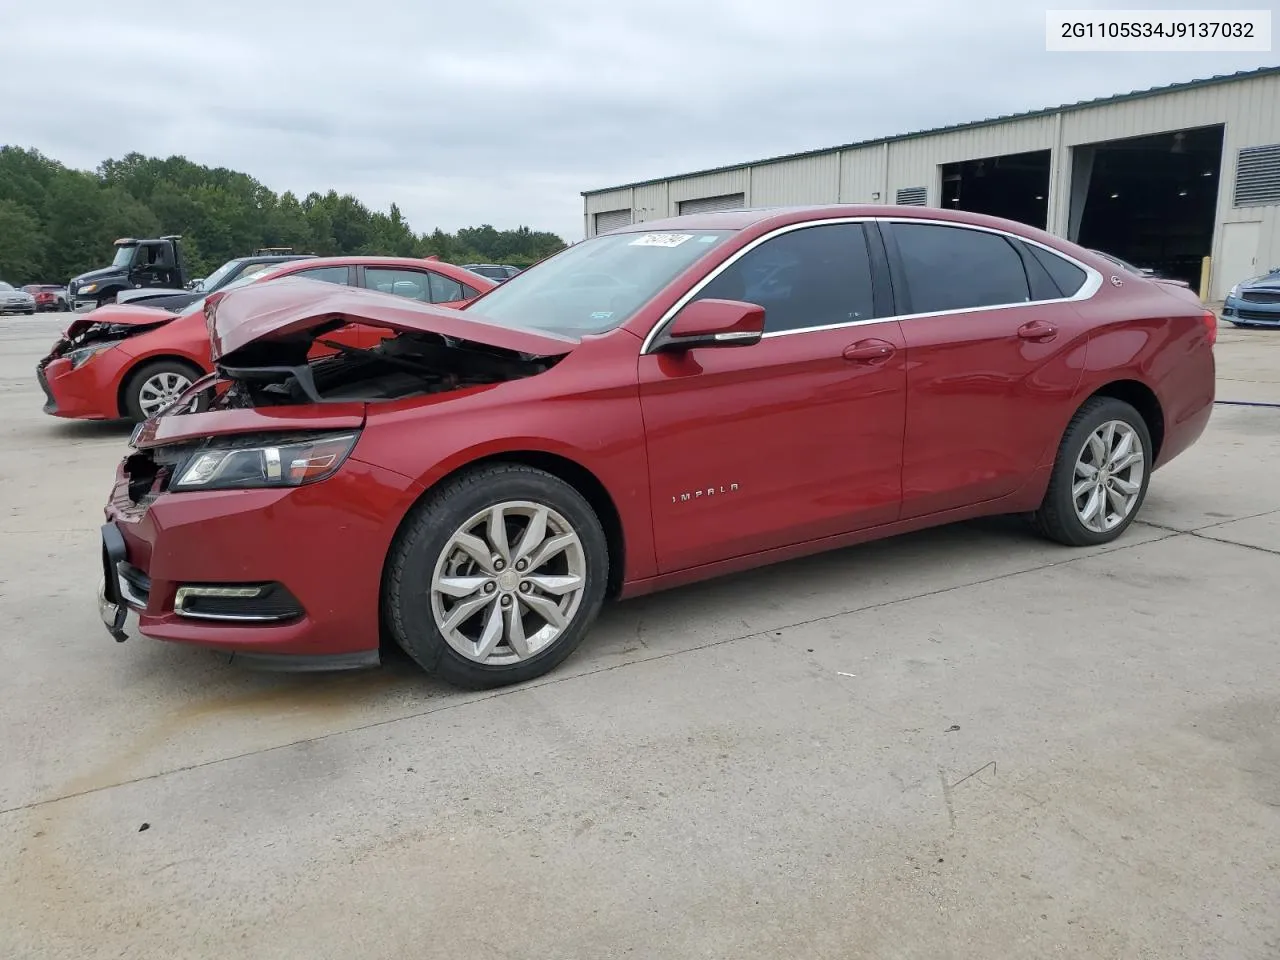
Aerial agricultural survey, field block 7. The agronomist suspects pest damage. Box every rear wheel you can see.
[122,360,205,422]
[384,464,609,689]
[1033,396,1152,546]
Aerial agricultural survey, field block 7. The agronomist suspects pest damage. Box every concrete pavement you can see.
[2,313,1278,959]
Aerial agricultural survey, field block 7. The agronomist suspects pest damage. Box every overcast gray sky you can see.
[3,0,1276,241]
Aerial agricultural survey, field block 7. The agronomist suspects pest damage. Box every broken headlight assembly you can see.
[66,340,124,368]
[171,432,359,491]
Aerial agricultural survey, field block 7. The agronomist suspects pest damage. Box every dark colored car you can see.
[98,205,1215,689]
[114,254,318,311]
[39,256,493,422]
[462,263,521,282]
[23,285,68,312]
[1222,266,1280,327]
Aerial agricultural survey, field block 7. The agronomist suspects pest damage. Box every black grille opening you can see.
[1235,308,1280,322]
[1241,291,1280,304]
[175,582,304,622]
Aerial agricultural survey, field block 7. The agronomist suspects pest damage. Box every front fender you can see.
[355,372,657,583]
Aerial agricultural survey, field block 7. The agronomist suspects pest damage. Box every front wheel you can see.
[122,360,205,422]
[1033,396,1153,546]
[384,464,609,689]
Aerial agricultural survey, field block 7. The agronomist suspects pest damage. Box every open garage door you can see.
[678,193,745,215]
[1070,125,1224,288]
[940,150,1051,228]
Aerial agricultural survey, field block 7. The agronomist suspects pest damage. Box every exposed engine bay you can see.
[209,326,561,409]
[42,318,170,365]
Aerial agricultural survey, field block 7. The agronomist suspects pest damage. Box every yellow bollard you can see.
[1199,256,1212,303]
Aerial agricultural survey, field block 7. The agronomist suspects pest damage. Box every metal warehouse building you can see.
[582,67,1280,300]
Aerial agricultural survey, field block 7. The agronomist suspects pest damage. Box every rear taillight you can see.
[1202,310,1217,347]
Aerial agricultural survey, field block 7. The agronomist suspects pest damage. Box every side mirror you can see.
[657,298,764,351]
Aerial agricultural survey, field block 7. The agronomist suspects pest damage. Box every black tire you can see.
[1032,396,1153,546]
[384,464,609,689]
[121,359,206,422]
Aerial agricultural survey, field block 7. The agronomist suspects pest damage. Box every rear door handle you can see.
[843,339,896,363]
[1017,319,1058,342]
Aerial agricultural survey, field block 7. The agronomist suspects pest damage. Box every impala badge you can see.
[673,483,739,504]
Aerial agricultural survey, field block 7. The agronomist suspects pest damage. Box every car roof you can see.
[255,255,498,288]
[601,204,1072,249]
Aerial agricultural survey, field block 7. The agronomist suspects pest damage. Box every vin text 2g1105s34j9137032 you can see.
[96,205,1215,689]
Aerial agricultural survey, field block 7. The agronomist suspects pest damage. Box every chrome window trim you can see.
[639,216,1103,352]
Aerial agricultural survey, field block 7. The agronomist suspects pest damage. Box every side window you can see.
[428,271,466,303]
[365,268,428,301]
[239,263,275,282]
[461,283,481,300]
[1028,245,1087,298]
[691,223,875,334]
[292,266,351,285]
[892,223,1029,314]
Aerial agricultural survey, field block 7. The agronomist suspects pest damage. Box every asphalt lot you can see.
[2,312,1278,959]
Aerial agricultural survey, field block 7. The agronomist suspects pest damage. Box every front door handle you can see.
[843,339,896,363]
[1017,319,1058,342]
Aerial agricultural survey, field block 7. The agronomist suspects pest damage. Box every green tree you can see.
[0,147,568,284]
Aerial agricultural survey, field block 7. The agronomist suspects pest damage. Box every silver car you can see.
[0,282,37,315]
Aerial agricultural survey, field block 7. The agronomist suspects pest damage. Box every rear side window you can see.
[692,223,876,334]
[1028,245,1087,298]
[291,266,351,285]
[428,272,466,303]
[891,223,1029,314]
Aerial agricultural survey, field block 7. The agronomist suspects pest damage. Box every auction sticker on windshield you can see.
[630,234,694,247]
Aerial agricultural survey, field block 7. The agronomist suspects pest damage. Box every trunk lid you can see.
[205,278,576,362]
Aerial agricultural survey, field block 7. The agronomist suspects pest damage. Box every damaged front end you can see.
[168,278,575,414]
[41,314,172,371]
[211,329,560,410]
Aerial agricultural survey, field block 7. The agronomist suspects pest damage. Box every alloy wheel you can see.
[137,372,193,418]
[1072,419,1146,534]
[430,500,587,666]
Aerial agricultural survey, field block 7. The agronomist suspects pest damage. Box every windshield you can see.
[199,259,246,293]
[466,230,734,337]
[111,245,136,269]
[0,282,12,291]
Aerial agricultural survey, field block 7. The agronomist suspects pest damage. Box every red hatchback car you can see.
[38,256,493,422]
[98,206,1215,688]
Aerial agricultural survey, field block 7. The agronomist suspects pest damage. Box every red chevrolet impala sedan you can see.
[98,206,1215,688]
[38,256,493,422]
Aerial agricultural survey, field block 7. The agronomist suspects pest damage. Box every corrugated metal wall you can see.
[750,154,840,206]
[582,73,1280,297]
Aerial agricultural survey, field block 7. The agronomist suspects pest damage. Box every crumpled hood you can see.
[62,302,177,339]
[205,277,577,362]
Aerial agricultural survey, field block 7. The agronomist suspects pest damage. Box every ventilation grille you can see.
[677,193,746,215]
[895,186,927,206]
[593,208,633,233]
[1234,144,1280,207]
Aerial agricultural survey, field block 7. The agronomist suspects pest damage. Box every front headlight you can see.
[79,283,98,295]
[1228,283,1240,298]
[66,340,123,369]
[172,432,359,491]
